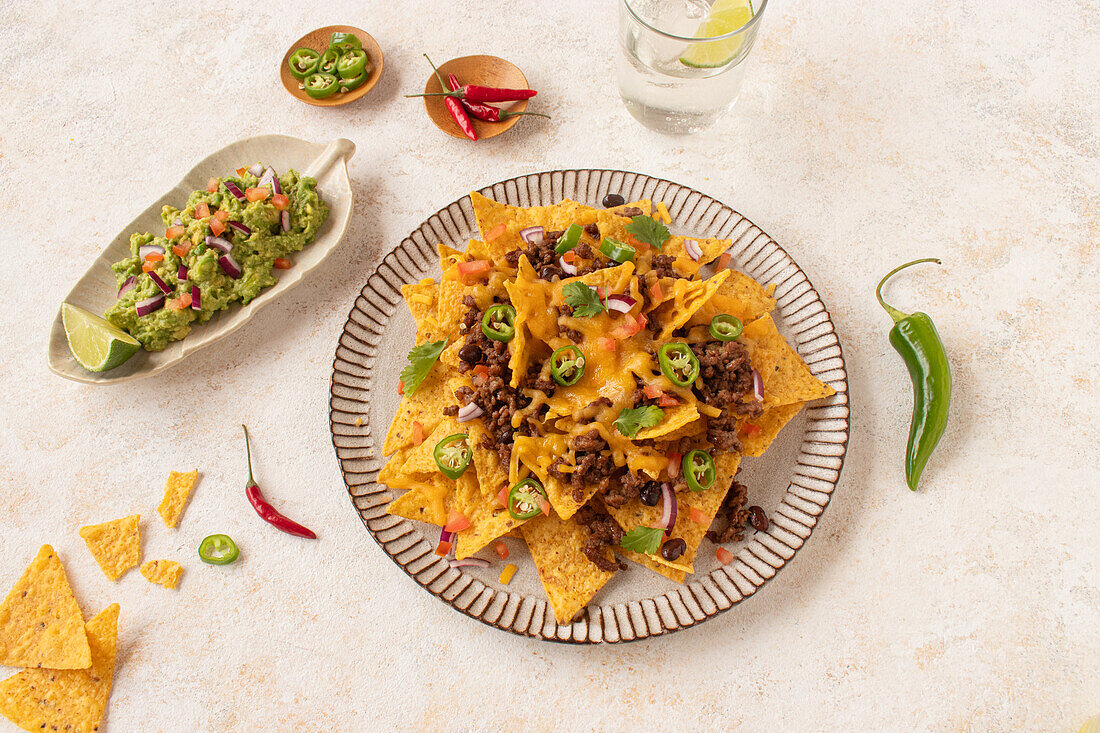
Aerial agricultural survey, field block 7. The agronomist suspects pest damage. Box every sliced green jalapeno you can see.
[598,237,635,263]
[481,304,516,342]
[682,450,716,492]
[304,72,339,99]
[339,70,367,92]
[287,48,320,80]
[330,32,362,50]
[317,48,341,76]
[198,534,239,565]
[508,478,548,520]
[550,345,586,386]
[433,433,471,480]
[709,314,743,341]
[336,49,368,79]
[658,343,700,387]
[554,224,584,255]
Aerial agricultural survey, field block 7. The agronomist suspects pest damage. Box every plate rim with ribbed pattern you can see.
[329,169,850,644]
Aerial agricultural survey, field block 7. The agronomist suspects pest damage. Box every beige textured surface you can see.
[0,1,1097,731]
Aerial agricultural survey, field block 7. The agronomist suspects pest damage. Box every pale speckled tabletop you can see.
[1,1,1098,731]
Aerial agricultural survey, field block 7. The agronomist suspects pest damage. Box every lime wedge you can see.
[679,0,754,69]
[61,303,141,372]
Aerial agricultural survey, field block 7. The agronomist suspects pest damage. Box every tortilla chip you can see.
[621,549,687,584]
[649,269,731,340]
[0,546,90,670]
[382,362,451,456]
[467,421,509,498]
[686,269,777,332]
[660,235,733,277]
[78,515,141,582]
[402,278,443,342]
[509,434,594,520]
[742,314,836,409]
[140,560,182,590]
[740,402,805,457]
[636,402,700,442]
[0,604,119,733]
[385,485,450,527]
[157,469,198,529]
[522,511,616,624]
[453,472,525,560]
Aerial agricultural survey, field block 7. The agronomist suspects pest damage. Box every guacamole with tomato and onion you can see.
[105,165,328,351]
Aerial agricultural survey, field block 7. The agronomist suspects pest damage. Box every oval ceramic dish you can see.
[48,135,355,384]
[330,170,849,643]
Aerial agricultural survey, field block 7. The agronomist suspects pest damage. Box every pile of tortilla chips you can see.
[381,193,835,624]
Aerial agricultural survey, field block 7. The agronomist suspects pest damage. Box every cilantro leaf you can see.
[620,526,664,555]
[614,405,665,438]
[399,338,448,396]
[624,214,671,252]
[562,281,607,318]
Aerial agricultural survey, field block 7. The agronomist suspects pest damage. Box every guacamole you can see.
[105,166,328,351]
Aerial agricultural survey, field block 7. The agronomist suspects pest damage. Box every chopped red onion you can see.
[190,286,202,310]
[448,558,490,569]
[223,180,245,201]
[205,235,233,254]
[559,255,577,276]
[659,482,676,536]
[138,244,165,259]
[457,403,484,423]
[258,167,281,195]
[607,294,637,314]
[148,271,172,295]
[684,239,703,262]
[280,210,290,232]
[218,253,242,279]
[135,294,164,316]
[247,162,264,177]
[117,275,137,299]
[173,217,183,226]
[226,220,251,237]
[519,226,544,245]
[177,265,188,281]
[440,528,455,545]
[752,369,764,402]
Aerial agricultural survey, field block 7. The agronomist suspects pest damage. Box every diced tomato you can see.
[271,193,289,210]
[636,313,648,328]
[716,547,735,565]
[643,384,663,400]
[562,250,577,265]
[411,420,425,446]
[610,314,644,340]
[534,495,551,516]
[457,260,491,281]
[167,293,192,310]
[597,337,617,352]
[206,177,219,193]
[195,202,210,219]
[627,236,650,253]
[649,281,663,302]
[473,364,489,380]
[209,217,226,236]
[142,261,155,273]
[496,484,510,508]
[171,244,189,258]
[214,209,230,222]
[144,252,164,263]
[398,380,404,395]
[444,509,472,533]
[658,393,679,408]
[595,286,609,299]
[245,187,269,202]
[434,540,452,557]
[236,167,248,176]
[741,423,761,436]
[484,222,507,242]
[717,252,731,270]
[494,540,509,560]
[165,225,185,239]
[273,258,292,270]
[689,507,709,524]
[667,452,681,478]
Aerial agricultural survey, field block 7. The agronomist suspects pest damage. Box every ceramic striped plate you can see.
[329,170,849,643]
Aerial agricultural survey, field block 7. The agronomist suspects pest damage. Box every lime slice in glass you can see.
[679,0,754,69]
[61,303,141,372]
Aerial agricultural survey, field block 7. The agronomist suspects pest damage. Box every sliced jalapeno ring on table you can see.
[598,237,635,263]
[658,342,700,387]
[199,534,240,565]
[554,223,584,255]
[507,478,548,520]
[336,48,368,79]
[682,450,716,492]
[481,304,516,342]
[709,313,743,341]
[330,32,363,50]
[317,48,341,76]
[287,47,320,80]
[304,72,340,99]
[550,345,586,386]
[433,433,471,479]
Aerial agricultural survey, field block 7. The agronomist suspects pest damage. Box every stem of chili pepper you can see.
[876,257,941,323]
[422,55,477,141]
[448,73,550,122]
[242,425,318,539]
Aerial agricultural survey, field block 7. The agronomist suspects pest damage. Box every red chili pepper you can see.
[460,85,537,103]
[424,55,477,141]
[241,425,317,539]
[449,73,550,123]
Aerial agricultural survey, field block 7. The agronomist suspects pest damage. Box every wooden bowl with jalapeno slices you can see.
[281,25,384,107]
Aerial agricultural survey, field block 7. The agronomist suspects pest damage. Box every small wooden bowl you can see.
[281,25,384,107]
[422,55,532,140]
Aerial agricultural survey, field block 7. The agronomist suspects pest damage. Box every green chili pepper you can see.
[598,237,635,263]
[338,69,367,92]
[709,313,743,341]
[508,478,547,520]
[317,48,341,76]
[432,433,471,480]
[554,224,584,255]
[481,304,516,342]
[658,343,700,387]
[330,32,363,50]
[550,345,586,386]
[303,72,339,99]
[876,258,952,491]
[336,49,368,79]
[682,450,716,492]
[198,534,239,565]
[287,48,320,80]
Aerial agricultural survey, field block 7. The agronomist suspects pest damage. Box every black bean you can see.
[458,343,482,363]
[539,266,560,281]
[660,537,686,561]
[639,481,661,506]
[747,505,769,532]
[602,193,625,208]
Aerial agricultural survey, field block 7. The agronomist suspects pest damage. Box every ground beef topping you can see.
[651,253,684,280]
[504,234,563,281]
[599,470,650,509]
[691,339,761,450]
[619,206,643,218]
[575,505,627,572]
[706,477,749,544]
[548,428,618,502]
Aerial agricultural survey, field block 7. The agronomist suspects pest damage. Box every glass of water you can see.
[618,0,769,134]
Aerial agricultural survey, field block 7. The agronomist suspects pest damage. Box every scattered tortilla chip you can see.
[0,546,90,670]
[157,470,198,529]
[522,511,616,624]
[79,515,141,582]
[0,603,119,733]
[140,560,182,590]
